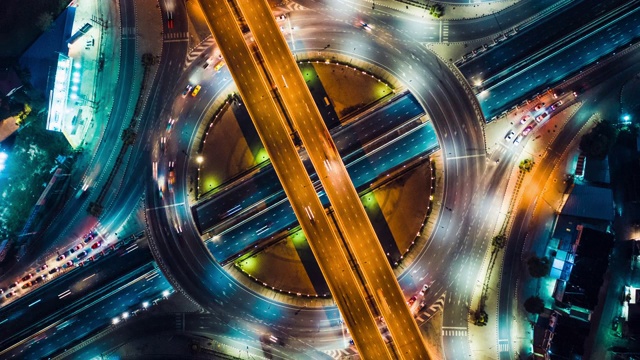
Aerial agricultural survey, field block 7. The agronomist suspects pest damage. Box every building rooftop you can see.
[561,184,614,222]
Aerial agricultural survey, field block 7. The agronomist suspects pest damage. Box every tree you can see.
[524,296,545,314]
[579,120,616,160]
[527,256,551,278]
[492,234,506,249]
[519,158,534,172]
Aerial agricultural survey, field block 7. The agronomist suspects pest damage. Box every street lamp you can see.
[196,155,204,164]
[142,301,149,309]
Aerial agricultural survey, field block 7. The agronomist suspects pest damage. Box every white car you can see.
[505,131,515,141]
[419,284,430,296]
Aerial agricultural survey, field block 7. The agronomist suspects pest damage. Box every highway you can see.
[201,117,438,263]
[459,0,633,82]
[194,92,426,233]
[174,0,395,358]
[236,0,431,357]
[0,239,168,359]
[474,0,640,118]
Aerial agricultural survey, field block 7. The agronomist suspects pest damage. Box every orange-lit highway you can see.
[234,0,431,358]
[196,0,394,358]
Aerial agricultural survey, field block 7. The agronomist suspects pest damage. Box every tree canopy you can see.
[527,256,551,278]
[524,296,545,314]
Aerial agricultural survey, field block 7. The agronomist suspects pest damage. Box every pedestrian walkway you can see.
[442,327,468,337]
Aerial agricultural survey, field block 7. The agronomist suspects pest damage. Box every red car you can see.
[407,296,417,306]
[91,241,103,249]
[522,125,533,136]
[21,274,33,282]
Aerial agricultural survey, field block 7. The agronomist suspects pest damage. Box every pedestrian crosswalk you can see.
[442,327,468,337]
[184,37,215,70]
[498,339,510,352]
[163,31,188,42]
[441,21,449,43]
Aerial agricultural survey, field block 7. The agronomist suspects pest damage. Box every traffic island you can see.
[191,55,438,305]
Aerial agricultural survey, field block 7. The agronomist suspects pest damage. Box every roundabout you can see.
[145,5,487,358]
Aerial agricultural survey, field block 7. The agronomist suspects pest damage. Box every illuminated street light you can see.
[622,114,631,123]
[112,318,120,325]
[162,290,170,298]
[142,301,149,308]
[122,312,129,319]
[196,155,204,164]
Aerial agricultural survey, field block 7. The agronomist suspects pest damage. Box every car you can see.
[573,91,578,97]
[167,11,174,29]
[202,58,211,69]
[65,260,74,268]
[513,135,523,145]
[520,115,531,124]
[182,85,193,97]
[505,131,515,141]
[419,284,430,296]
[83,234,94,243]
[5,291,15,299]
[214,61,226,72]
[76,251,88,260]
[407,295,417,306]
[102,247,113,256]
[92,253,103,261]
[49,267,60,275]
[535,112,548,123]
[0,287,5,294]
[9,282,18,289]
[91,241,103,249]
[33,276,44,284]
[550,100,563,111]
[276,14,286,21]
[57,254,66,261]
[191,84,202,97]
[522,125,533,136]
[361,22,372,31]
[534,103,545,111]
[40,264,48,271]
[21,274,33,282]
[166,118,176,133]
[22,282,32,289]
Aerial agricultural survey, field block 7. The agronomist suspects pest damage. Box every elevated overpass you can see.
[196,0,394,358]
